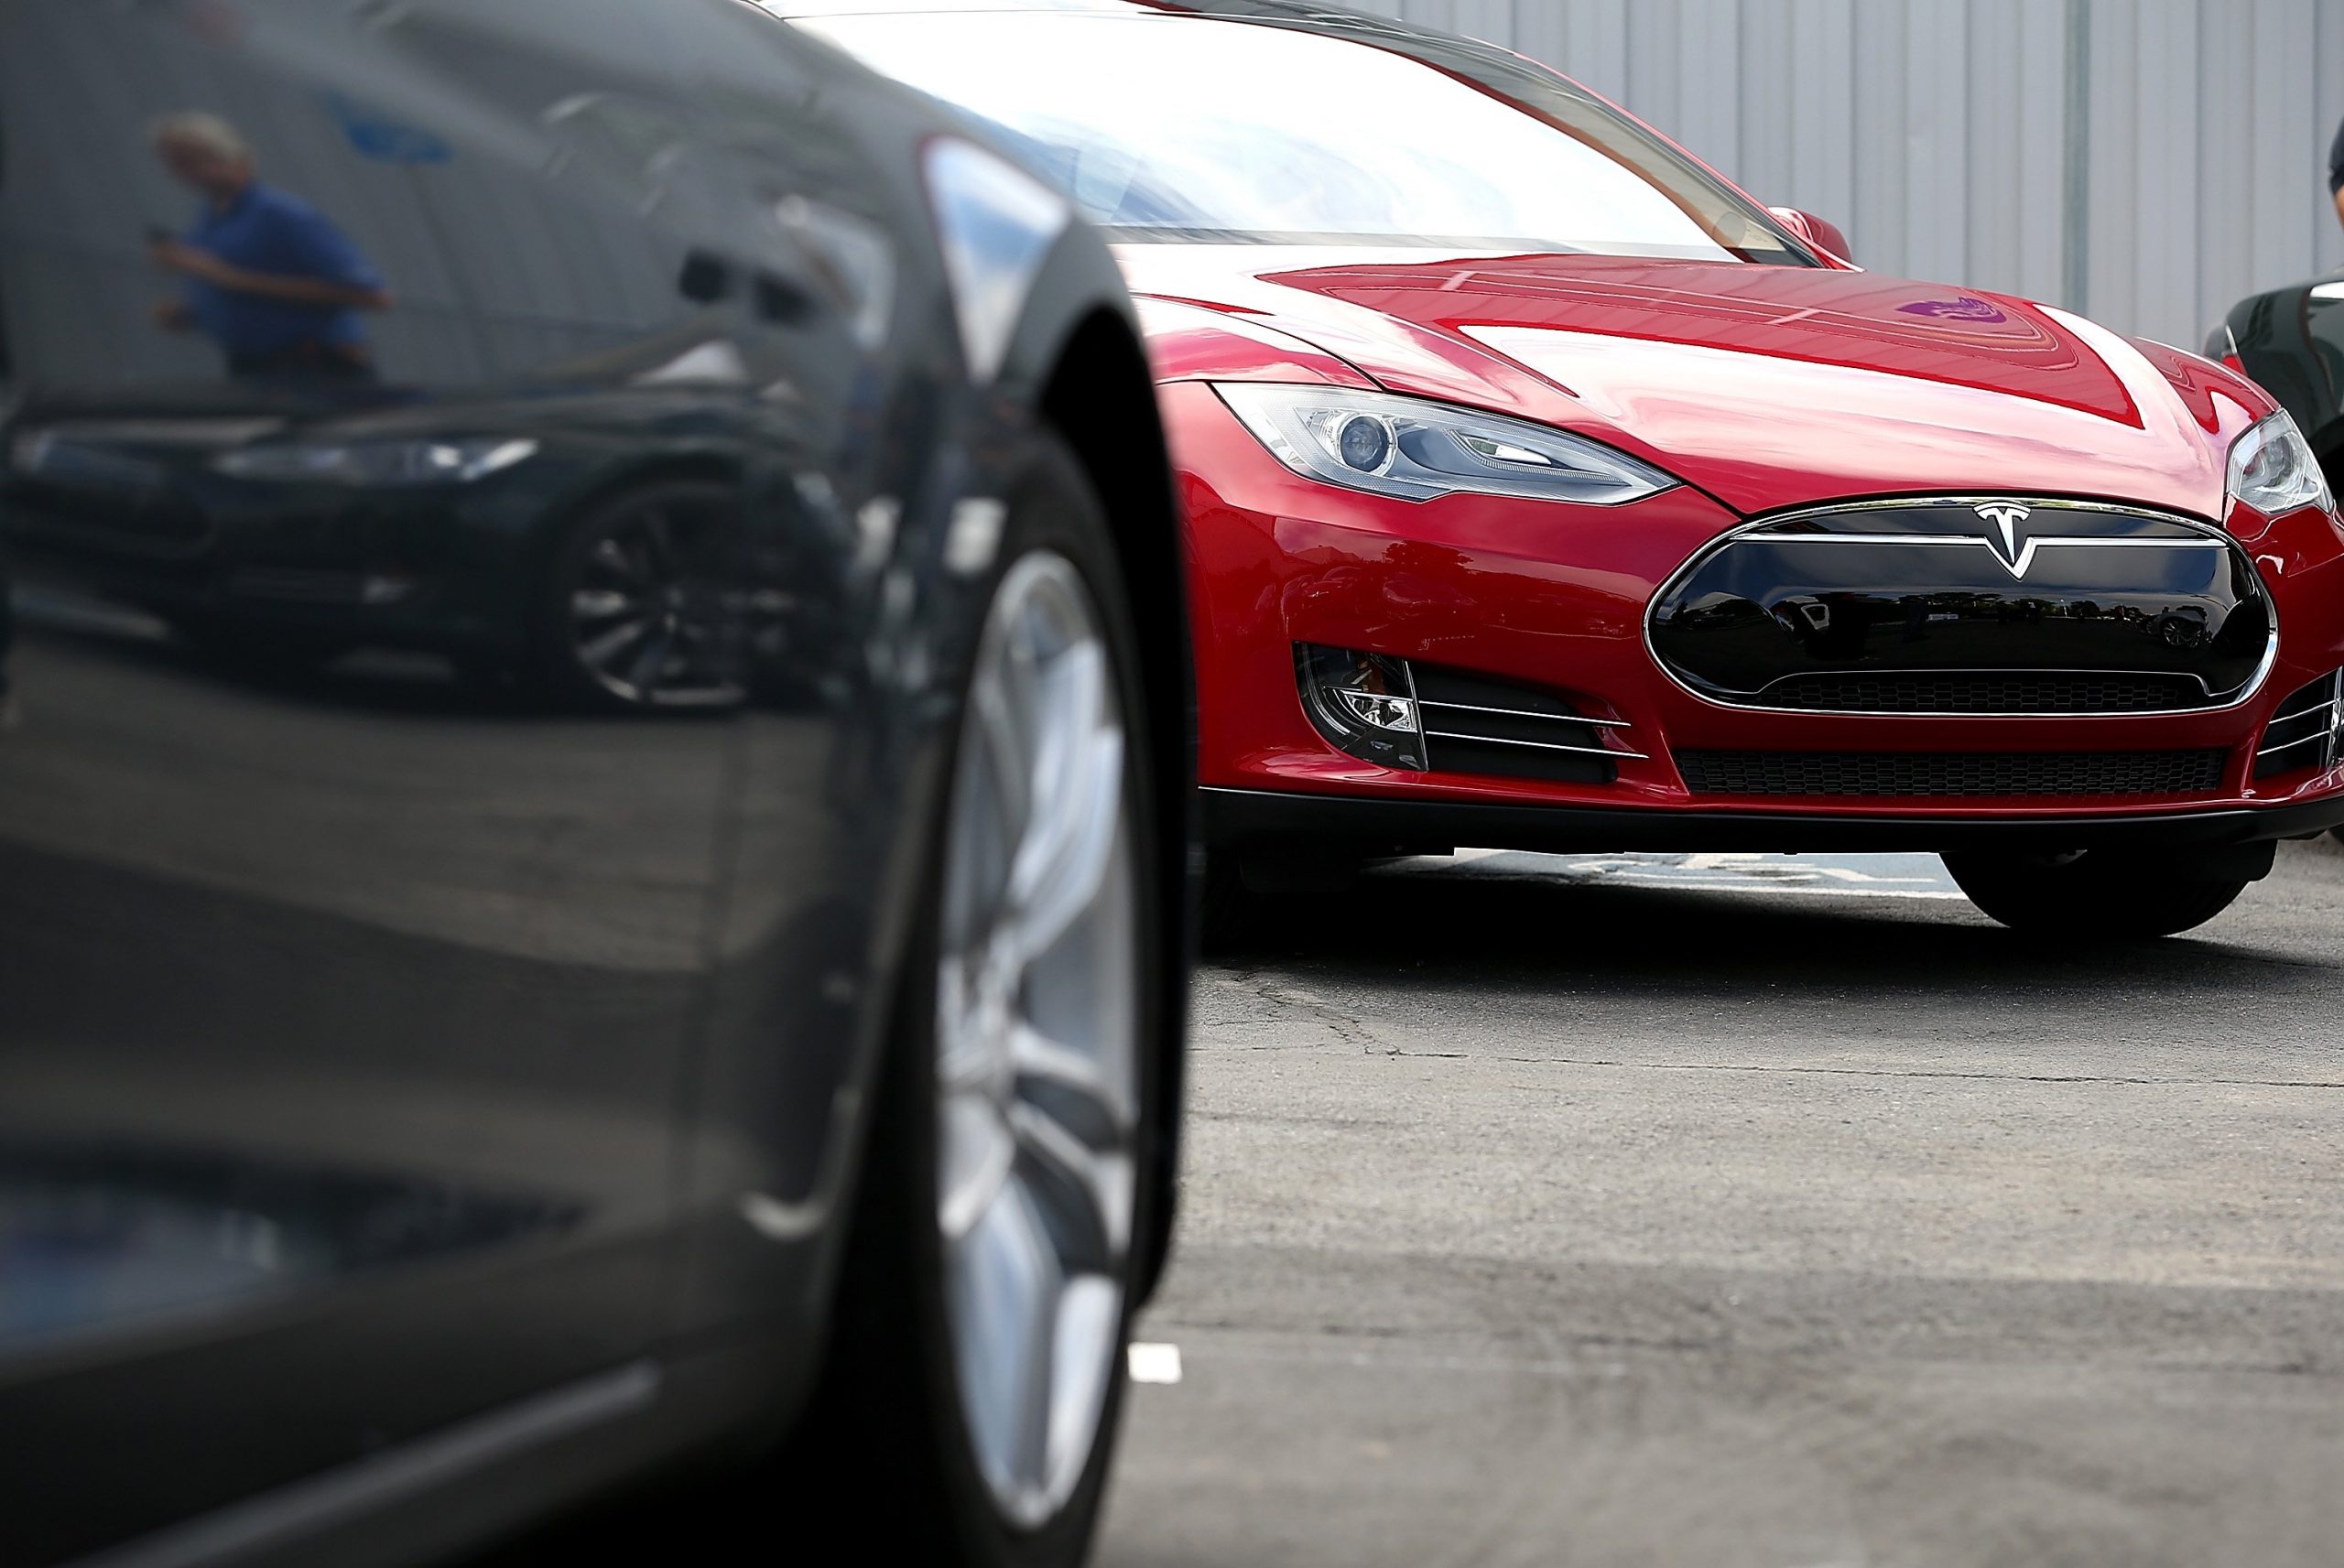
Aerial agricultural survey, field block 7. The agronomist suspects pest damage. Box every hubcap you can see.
[565,501,745,708]
[936,549,1139,1529]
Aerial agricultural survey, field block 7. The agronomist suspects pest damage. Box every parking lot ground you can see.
[1099,839,2344,1568]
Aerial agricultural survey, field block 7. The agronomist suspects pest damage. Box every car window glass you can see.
[796,11,1806,265]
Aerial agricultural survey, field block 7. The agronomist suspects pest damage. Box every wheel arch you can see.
[1038,307,1194,1304]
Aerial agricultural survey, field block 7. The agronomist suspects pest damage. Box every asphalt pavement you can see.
[1097,839,2344,1568]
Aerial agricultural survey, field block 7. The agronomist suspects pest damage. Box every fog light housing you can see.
[1334,687,1416,731]
[1296,643,1426,771]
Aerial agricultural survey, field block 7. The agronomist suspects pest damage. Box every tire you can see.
[780,436,1165,1568]
[534,479,749,712]
[1942,848,2256,938]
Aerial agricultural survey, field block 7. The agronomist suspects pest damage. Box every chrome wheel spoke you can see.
[1007,647,1123,965]
[578,616,652,670]
[624,626,676,693]
[972,663,1034,861]
[949,1181,1064,1505]
[1009,1098,1132,1273]
[935,953,1005,1098]
[590,535,650,586]
[939,1089,1015,1240]
[1012,1021,1132,1147]
[570,587,642,621]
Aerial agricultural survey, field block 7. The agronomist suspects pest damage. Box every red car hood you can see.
[1119,246,2266,521]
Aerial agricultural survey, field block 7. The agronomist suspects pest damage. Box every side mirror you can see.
[1768,207,1854,265]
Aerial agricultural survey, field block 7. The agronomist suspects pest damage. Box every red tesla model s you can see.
[795,0,2344,937]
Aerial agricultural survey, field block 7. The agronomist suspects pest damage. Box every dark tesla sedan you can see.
[0,3,1188,1566]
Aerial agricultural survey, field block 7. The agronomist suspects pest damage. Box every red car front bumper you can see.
[1167,381,2344,852]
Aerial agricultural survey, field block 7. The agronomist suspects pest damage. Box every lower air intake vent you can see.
[1294,644,1633,784]
[2255,671,2343,779]
[1408,664,1624,784]
[1758,672,2208,714]
[1677,749,2228,798]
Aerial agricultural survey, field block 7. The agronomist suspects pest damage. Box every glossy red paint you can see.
[1138,246,2344,836]
[1125,247,2273,519]
[1167,378,2344,821]
[1134,296,1373,389]
[1766,206,1855,266]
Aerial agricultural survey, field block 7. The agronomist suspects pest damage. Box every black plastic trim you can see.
[1201,784,2344,856]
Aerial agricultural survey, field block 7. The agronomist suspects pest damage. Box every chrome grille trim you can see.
[2254,669,2343,778]
[1422,729,1651,762]
[2255,730,2330,759]
[1416,697,1632,729]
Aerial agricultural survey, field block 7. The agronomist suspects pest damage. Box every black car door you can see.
[0,1,862,1557]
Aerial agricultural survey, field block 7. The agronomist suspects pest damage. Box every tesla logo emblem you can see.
[1973,502,2035,577]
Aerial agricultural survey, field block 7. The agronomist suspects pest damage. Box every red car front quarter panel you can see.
[1165,377,2344,826]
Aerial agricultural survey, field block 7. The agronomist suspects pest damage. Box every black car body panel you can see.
[2217,273,2344,485]
[0,2,1185,1563]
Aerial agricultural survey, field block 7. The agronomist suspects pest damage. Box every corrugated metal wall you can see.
[1347,0,2344,347]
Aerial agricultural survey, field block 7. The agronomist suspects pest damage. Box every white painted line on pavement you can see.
[1423,849,1970,900]
[1576,876,1970,901]
[1128,1342,1183,1384]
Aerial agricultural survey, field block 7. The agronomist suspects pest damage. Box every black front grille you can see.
[1647,500,2273,712]
[1677,749,2229,798]
[1758,671,2209,714]
[2255,672,2342,780]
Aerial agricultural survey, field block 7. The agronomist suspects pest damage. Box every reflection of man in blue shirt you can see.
[148,113,390,380]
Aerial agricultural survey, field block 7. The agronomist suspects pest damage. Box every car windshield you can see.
[793,9,1809,264]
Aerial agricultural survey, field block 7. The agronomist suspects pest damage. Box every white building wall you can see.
[1345,0,2344,346]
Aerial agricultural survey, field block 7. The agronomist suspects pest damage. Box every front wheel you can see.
[535,479,748,712]
[1942,847,2265,938]
[783,439,1162,1567]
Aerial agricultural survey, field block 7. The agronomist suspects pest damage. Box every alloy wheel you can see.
[934,548,1140,1530]
[564,496,745,708]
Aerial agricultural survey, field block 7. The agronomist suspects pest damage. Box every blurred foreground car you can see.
[800,0,2344,939]
[0,3,1186,1565]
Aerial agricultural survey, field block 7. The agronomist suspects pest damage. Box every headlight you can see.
[2225,409,2332,517]
[212,437,538,487]
[1213,384,1677,506]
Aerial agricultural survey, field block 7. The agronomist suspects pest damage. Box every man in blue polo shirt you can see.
[148,113,391,381]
